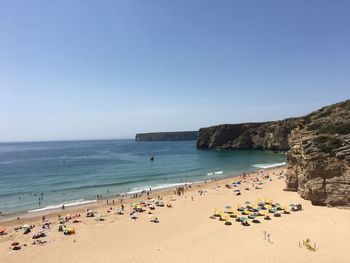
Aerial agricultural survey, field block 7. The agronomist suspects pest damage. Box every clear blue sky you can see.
[0,0,349,142]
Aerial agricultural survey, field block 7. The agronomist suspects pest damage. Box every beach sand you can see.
[1,167,350,263]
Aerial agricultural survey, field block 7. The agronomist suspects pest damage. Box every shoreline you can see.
[0,165,285,224]
[2,164,350,263]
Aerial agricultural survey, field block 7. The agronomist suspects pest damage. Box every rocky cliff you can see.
[135,131,198,141]
[285,100,350,206]
[197,99,350,206]
[196,119,299,150]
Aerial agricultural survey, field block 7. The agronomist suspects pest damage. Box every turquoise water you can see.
[0,140,286,215]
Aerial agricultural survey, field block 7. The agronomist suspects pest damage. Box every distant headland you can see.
[135,131,198,141]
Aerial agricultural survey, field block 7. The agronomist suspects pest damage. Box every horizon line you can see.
[0,137,135,144]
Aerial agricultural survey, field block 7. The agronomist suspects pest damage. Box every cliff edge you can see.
[285,100,350,206]
[197,99,350,206]
[196,119,298,151]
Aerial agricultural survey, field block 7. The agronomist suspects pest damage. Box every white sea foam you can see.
[207,170,223,176]
[125,181,202,195]
[28,199,96,213]
[252,162,286,169]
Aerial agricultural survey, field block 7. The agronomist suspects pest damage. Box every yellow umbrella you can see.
[259,211,268,216]
[221,216,228,221]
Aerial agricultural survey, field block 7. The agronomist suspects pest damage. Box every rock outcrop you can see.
[197,99,350,206]
[285,100,350,206]
[135,131,198,141]
[196,119,299,151]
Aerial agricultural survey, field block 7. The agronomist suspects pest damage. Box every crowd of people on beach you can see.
[2,169,298,254]
[2,186,180,252]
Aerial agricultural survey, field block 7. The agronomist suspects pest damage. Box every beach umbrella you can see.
[21,224,30,229]
[67,227,75,234]
[225,205,232,209]
[11,242,19,247]
[244,201,251,205]
[220,215,228,221]
[242,210,250,215]
[264,198,273,204]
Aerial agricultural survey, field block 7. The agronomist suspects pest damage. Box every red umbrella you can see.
[11,242,19,247]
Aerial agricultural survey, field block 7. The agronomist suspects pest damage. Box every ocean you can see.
[0,139,286,215]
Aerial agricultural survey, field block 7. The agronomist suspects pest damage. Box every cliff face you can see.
[285,100,350,206]
[197,99,350,206]
[135,131,198,141]
[196,119,298,151]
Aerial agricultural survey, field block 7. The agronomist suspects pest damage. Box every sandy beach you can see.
[1,166,350,263]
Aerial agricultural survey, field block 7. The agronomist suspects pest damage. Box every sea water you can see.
[0,139,286,215]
